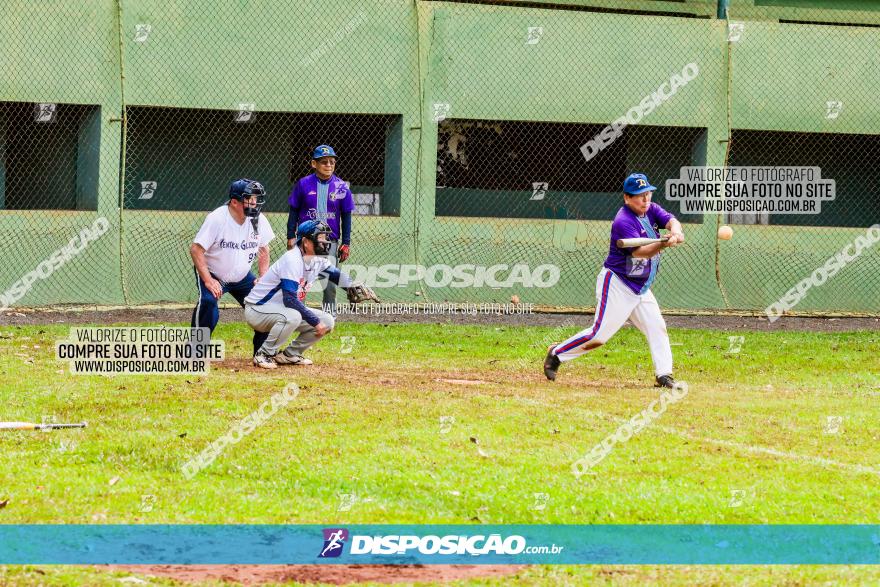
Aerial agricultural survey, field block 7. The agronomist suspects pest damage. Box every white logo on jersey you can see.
[626,257,650,278]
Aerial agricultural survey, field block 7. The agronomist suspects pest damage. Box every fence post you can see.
[114,0,130,305]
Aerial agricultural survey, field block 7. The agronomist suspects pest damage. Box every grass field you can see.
[1,318,879,585]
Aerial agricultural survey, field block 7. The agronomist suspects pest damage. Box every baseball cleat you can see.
[543,347,561,381]
[253,353,278,369]
[274,352,313,366]
[655,374,676,388]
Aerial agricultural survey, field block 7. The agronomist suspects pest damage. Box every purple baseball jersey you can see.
[288,174,355,240]
[603,202,674,295]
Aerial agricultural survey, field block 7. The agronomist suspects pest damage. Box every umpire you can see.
[191,178,275,355]
[286,145,354,316]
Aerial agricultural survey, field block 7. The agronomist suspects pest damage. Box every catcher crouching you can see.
[243,220,379,369]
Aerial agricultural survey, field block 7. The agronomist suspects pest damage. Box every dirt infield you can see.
[109,564,523,585]
[2,305,878,332]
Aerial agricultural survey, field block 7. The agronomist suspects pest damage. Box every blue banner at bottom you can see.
[0,525,878,565]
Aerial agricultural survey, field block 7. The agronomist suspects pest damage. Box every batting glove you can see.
[338,244,350,262]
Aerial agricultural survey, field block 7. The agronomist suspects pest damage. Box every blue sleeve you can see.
[287,205,300,240]
[341,211,351,245]
[286,183,302,239]
[280,279,321,326]
[322,266,352,288]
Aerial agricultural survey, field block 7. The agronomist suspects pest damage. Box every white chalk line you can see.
[649,422,880,477]
[507,378,879,477]
[561,403,880,477]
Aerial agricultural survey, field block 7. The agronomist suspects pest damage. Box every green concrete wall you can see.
[1,0,878,313]
[0,0,123,307]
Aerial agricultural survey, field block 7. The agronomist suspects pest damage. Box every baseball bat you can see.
[616,236,669,248]
[0,422,87,431]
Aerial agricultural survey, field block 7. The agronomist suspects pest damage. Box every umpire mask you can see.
[229,178,266,219]
[242,192,265,220]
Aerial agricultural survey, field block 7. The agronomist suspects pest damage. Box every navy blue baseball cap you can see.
[312,145,337,160]
[623,173,657,195]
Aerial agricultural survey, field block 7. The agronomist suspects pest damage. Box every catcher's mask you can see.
[296,220,333,256]
[229,178,266,219]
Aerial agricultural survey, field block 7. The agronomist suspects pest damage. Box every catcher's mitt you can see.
[346,282,380,304]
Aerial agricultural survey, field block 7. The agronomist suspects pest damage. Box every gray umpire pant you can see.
[244,303,335,357]
[317,241,339,315]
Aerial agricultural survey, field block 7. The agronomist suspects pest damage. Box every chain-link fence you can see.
[1,2,123,308]
[720,0,880,313]
[2,0,879,314]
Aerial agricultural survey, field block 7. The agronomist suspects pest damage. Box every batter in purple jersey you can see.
[543,173,685,388]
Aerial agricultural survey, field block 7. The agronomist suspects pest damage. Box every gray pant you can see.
[318,241,339,315]
[244,303,335,357]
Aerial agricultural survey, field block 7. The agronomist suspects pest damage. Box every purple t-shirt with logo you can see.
[603,202,674,295]
[288,173,355,240]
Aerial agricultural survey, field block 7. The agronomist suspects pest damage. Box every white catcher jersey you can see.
[244,246,332,306]
[193,205,274,283]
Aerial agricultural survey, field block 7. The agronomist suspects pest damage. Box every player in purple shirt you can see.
[543,173,685,388]
[286,145,355,315]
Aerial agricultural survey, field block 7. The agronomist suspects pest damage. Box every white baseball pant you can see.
[552,268,673,377]
[244,303,334,357]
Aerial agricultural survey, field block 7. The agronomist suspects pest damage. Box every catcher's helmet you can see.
[296,220,333,255]
[229,178,266,218]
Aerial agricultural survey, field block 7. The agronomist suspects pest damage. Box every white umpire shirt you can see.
[193,205,274,283]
